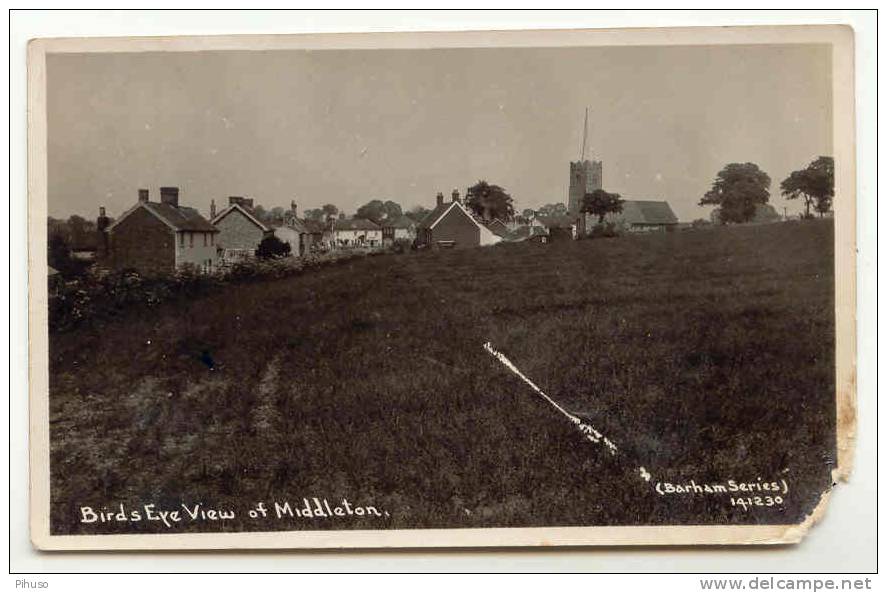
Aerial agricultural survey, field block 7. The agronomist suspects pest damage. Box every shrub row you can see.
[48,250,371,332]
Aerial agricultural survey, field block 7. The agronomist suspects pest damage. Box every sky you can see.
[46,44,832,222]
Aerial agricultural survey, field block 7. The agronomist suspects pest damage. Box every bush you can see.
[586,222,622,239]
[255,235,292,260]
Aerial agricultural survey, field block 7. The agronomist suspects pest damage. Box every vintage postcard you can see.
[28,25,855,550]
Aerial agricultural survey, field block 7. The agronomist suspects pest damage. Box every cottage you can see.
[103,187,220,275]
[331,218,383,248]
[211,196,273,262]
[381,215,417,246]
[415,190,502,250]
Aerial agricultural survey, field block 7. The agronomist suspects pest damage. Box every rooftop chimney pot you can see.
[436,192,444,207]
[160,186,179,208]
[138,189,149,203]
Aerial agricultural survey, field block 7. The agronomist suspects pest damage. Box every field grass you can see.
[48,220,836,534]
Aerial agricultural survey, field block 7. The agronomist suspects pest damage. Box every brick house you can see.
[415,190,502,249]
[103,187,220,275]
[210,196,273,262]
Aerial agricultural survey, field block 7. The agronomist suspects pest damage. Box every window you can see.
[210,233,214,246]
[179,232,184,247]
[204,233,207,247]
[189,232,194,247]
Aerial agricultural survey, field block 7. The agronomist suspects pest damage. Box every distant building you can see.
[272,201,323,256]
[415,189,502,249]
[381,215,417,245]
[484,218,510,239]
[581,199,678,233]
[103,187,220,275]
[331,217,383,247]
[505,225,550,244]
[211,196,273,262]
[531,214,577,241]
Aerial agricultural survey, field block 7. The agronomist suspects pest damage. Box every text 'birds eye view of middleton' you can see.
[43,44,837,536]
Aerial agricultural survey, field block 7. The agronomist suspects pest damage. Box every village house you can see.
[415,189,503,250]
[102,187,220,275]
[211,196,273,262]
[331,217,383,248]
[381,215,417,246]
[272,201,323,256]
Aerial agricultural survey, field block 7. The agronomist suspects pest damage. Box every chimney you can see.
[160,186,179,208]
[97,206,110,256]
[228,196,243,206]
[436,192,444,207]
[210,199,217,218]
[138,188,149,203]
[290,200,298,219]
[244,198,254,209]
[452,189,460,204]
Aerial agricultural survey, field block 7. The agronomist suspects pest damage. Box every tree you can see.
[268,206,286,224]
[48,233,74,276]
[356,199,403,223]
[700,162,771,224]
[752,203,780,223]
[521,208,535,219]
[581,189,624,224]
[466,181,514,221]
[405,205,430,223]
[780,156,834,218]
[321,204,339,218]
[255,235,291,259]
[536,203,568,218]
[303,208,323,221]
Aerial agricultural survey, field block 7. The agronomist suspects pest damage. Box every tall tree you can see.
[780,156,834,218]
[321,204,339,219]
[700,162,771,224]
[581,189,624,224]
[466,181,514,221]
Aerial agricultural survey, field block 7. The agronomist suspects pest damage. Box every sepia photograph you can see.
[27,24,856,550]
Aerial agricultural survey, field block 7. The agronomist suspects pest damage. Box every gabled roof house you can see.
[416,189,502,249]
[103,187,220,275]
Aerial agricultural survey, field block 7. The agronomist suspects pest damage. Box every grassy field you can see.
[48,220,836,534]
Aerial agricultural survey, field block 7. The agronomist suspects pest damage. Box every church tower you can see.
[568,108,603,216]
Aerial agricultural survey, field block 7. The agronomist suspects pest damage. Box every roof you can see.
[107,201,219,233]
[506,225,549,242]
[334,217,381,231]
[211,203,270,232]
[485,219,510,237]
[383,215,417,229]
[417,202,451,229]
[617,200,679,225]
